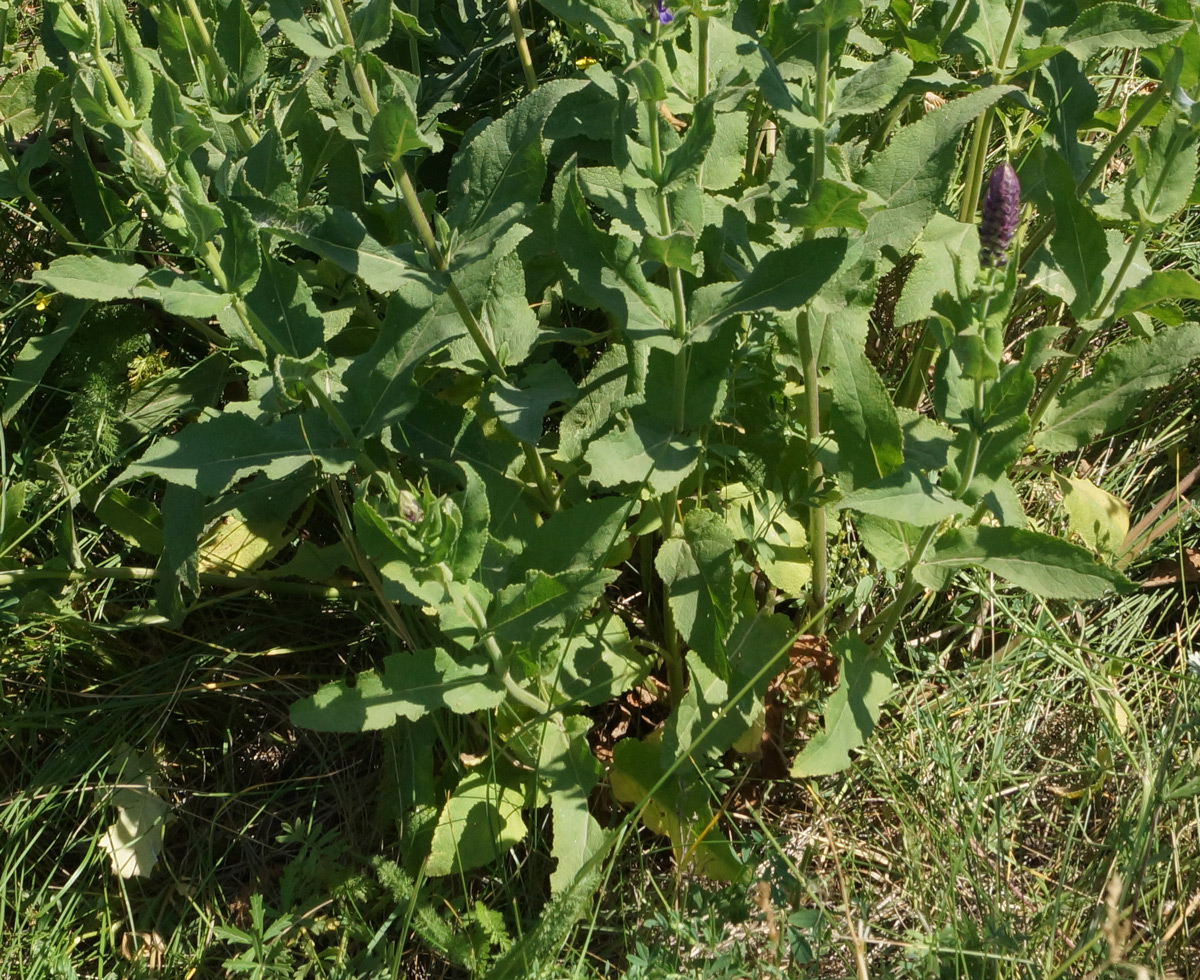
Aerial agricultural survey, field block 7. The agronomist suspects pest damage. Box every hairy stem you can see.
[506,0,538,93]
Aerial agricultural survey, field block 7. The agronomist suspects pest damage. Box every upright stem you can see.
[506,0,538,93]
[327,0,558,511]
[697,16,710,100]
[799,23,831,633]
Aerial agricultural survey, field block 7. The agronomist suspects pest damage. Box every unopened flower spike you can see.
[654,0,673,23]
[979,161,1020,268]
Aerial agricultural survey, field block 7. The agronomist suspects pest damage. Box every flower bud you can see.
[979,161,1020,268]
[654,0,673,23]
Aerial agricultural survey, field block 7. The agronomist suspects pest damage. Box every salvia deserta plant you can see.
[3,0,1198,906]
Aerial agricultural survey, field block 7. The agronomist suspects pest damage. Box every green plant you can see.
[3,5,1200,976]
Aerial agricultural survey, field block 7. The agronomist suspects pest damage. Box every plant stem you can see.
[0,563,363,597]
[327,0,558,511]
[462,585,551,715]
[798,23,831,634]
[934,0,970,48]
[506,0,538,93]
[697,15,710,100]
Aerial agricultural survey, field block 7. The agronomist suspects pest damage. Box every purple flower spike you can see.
[655,0,673,23]
[979,161,1020,268]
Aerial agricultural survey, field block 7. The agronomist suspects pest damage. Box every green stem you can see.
[0,143,81,246]
[328,0,558,511]
[697,16,710,100]
[934,0,970,48]
[0,563,363,598]
[506,0,538,93]
[463,585,551,715]
[863,523,941,649]
[797,314,827,632]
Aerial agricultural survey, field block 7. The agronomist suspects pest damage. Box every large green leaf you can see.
[244,256,325,357]
[860,84,1017,252]
[447,80,582,245]
[823,318,903,490]
[214,0,266,108]
[121,411,353,496]
[1124,108,1199,226]
[656,510,736,677]
[832,50,912,119]
[289,648,505,732]
[836,467,974,525]
[583,406,701,495]
[1034,323,1200,452]
[1061,3,1188,61]
[918,525,1133,597]
[32,255,145,301]
[1043,150,1109,319]
[507,497,634,581]
[791,634,892,777]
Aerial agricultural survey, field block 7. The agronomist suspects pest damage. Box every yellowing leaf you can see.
[199,513,292,574]
[1056,473,1129,560]
[98,749,170,879]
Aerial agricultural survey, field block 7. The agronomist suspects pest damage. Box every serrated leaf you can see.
[1043,150,1108,319]
[366,92,432,167]
[508,497,634,581]
[836,467,975,525]
[217,199,261,296]
[921,525,1133,597]
[486,362,577,445]
[833,50,911,119]
[447,83,582,245]
[32,255,145,301]
[584,407,701,494]
[861,85,1017,252]
[135,269,232,318]
[350,0,392,50]
[790,178,869,231]
[214,0,266,108]
[656,510,735,677]
[824,320,903,489]
[1035,324,1200,452]
[1113,269,1200,321]
[121,411,352,497]
[244,257,324,357]
[791,634,892,777]
[1061,3,1188,61]
[289,649,505,732]
[543,611,647,707]
[694,238,850,330]
[1124,108,1199,226]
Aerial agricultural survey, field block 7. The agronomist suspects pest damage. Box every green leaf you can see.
[920,526,1133,597]
[366,91,433,167]
[448,80,583,245]
[1043,149,1108,319]
[1034,323,1200,452]
[954,0,1013,67]
[584,407,701,495]
[861,84,1017,252]
[536,717,606,894]
[1,298,86,425]
[894,214,979,326]
[855,513,928,570]
[1061,3,1188,61]
[661,95,717,191]
[340,281,460,439]
[542,611,647,708]
[832,50,911,119]
[791,634,892,777]
[789,178,869,231]
[610,732,746,882]
[656,510,736,677]
[1055,472,1129,559]
[93,488,164,555]
[486,362,577,445]
[694,238,851,331]
[533,0,636,57]
[1112,269,1200,321]
[218,199,261,297]
[553,160,673,345]
[134,270,231,319]
[1124,109,1199,226]
[244,257,325,357]
[426,769,528,877]
[823,319,903,489]
[32,255,145,301]
[214,0,266,108]
[122,411,353,497]
[267,0,343,57]
[836,467,975,525]
[508,497,634,581]
[350,0,392,51]
[247,202,426,294]
[289,648,505,732]
[490,568,614,646]
[108,0,154,118]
